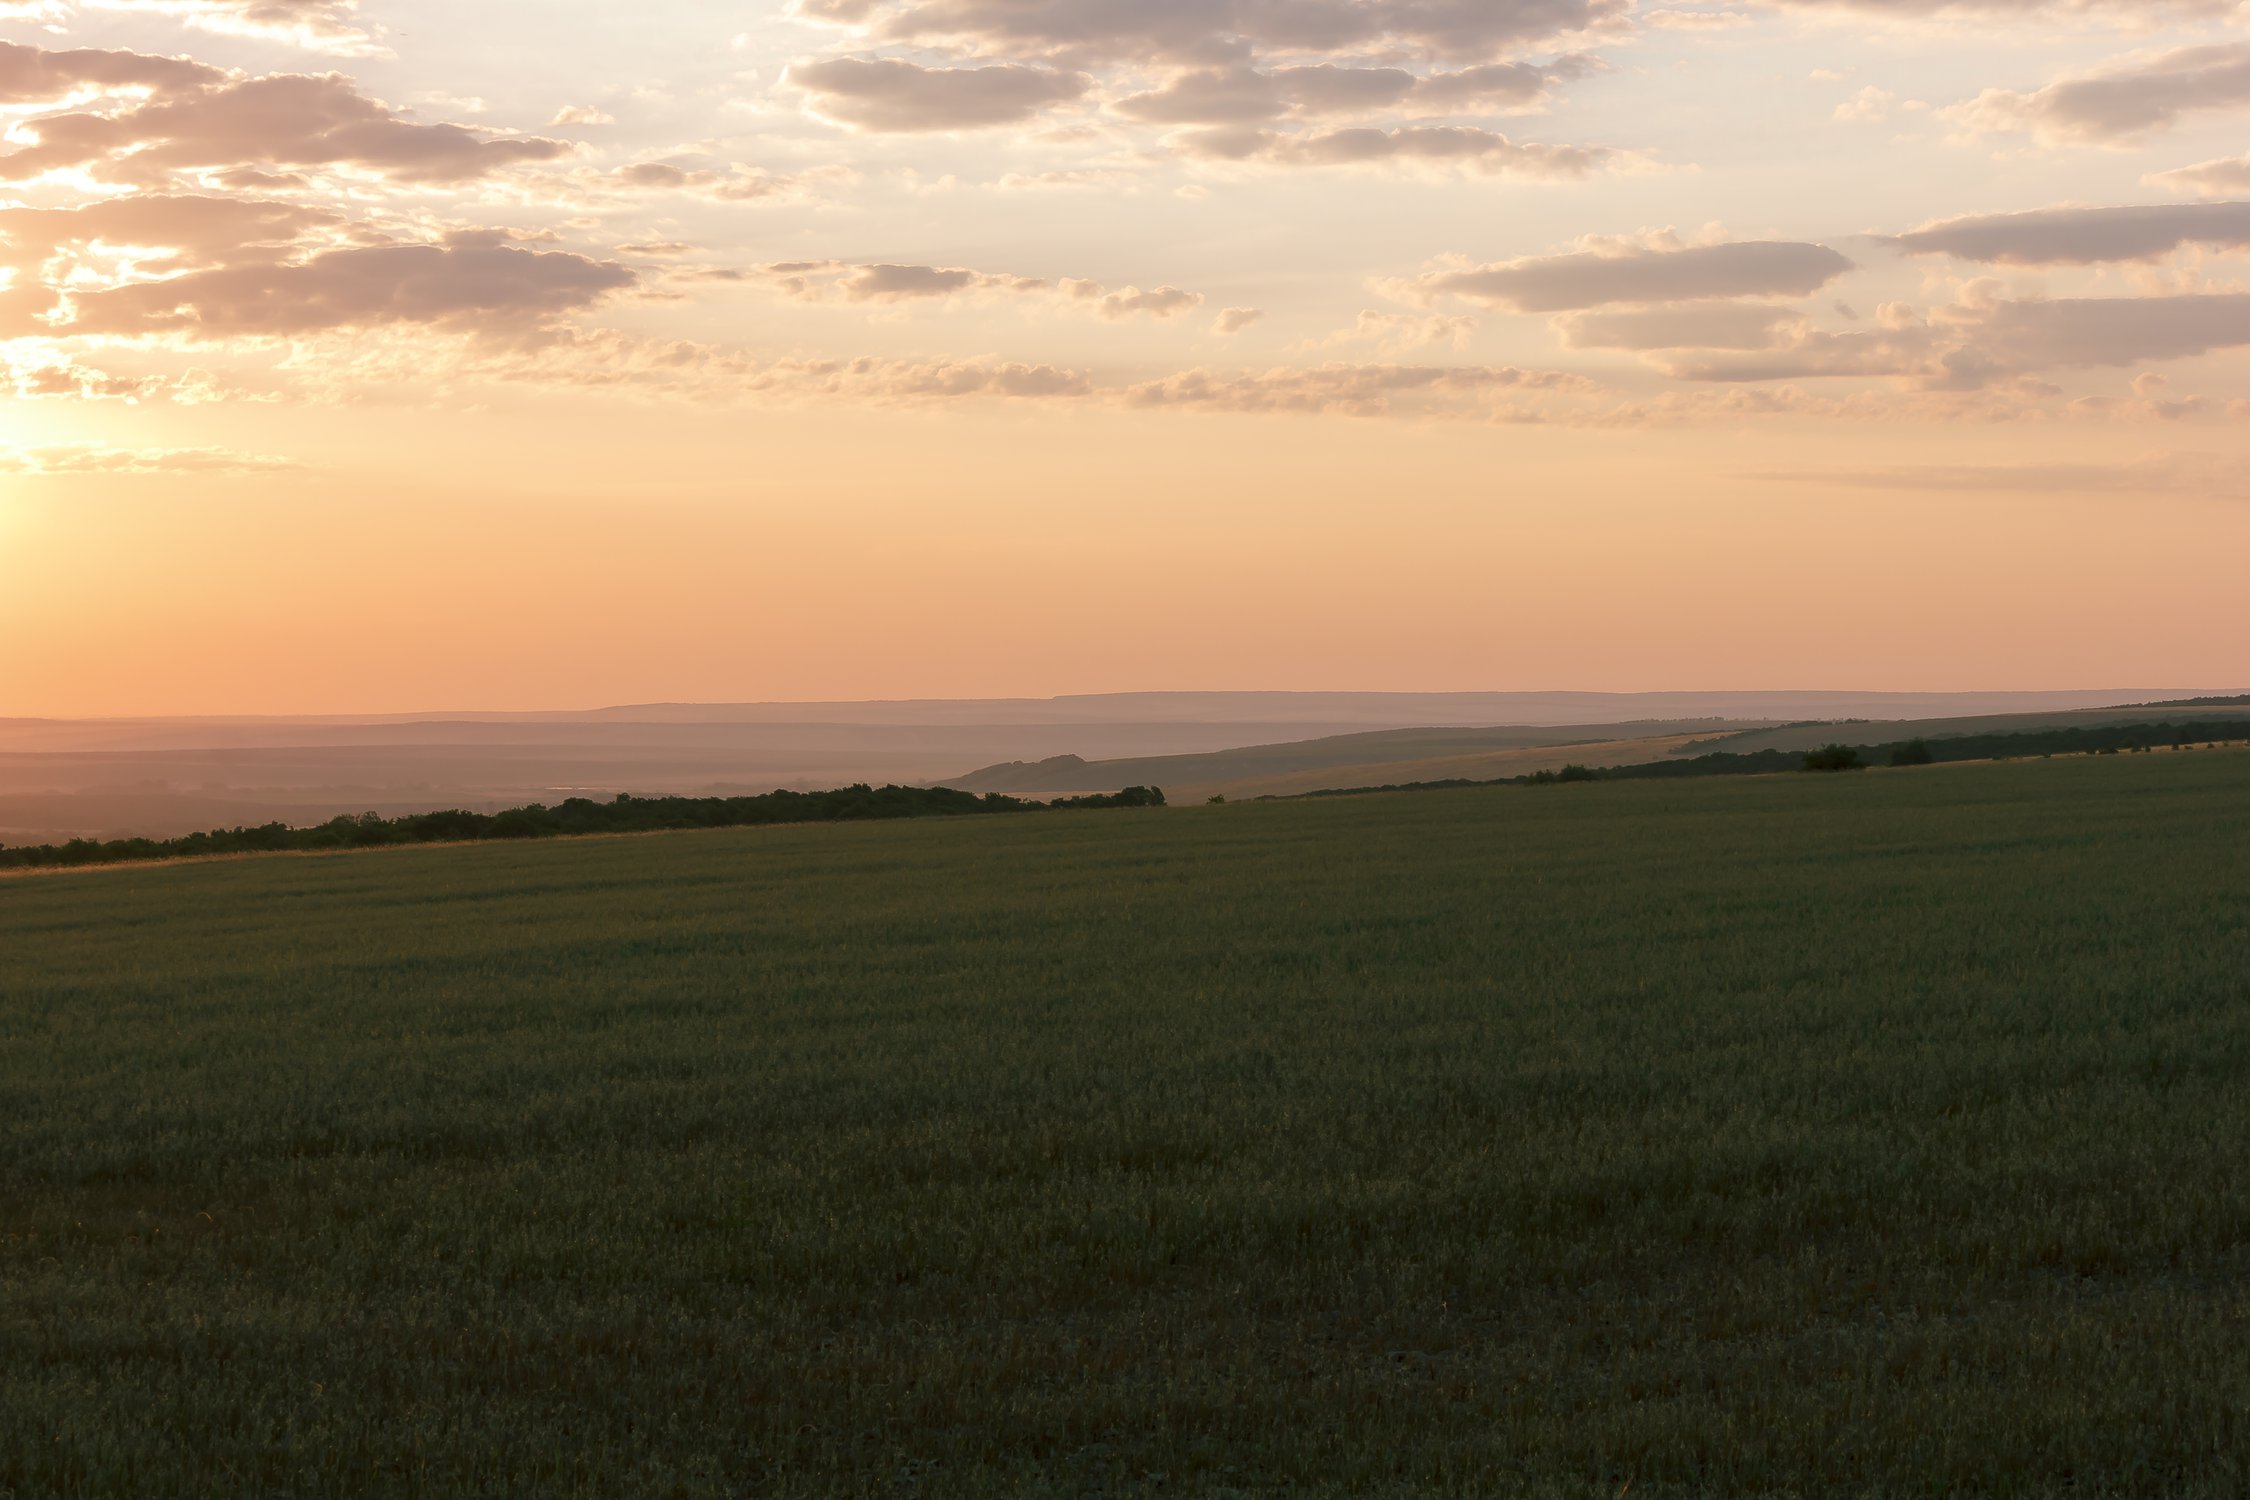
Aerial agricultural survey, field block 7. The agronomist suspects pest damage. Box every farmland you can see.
[4,752,2249,1496]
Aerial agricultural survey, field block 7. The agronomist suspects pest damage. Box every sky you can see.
[4,0,2250,716]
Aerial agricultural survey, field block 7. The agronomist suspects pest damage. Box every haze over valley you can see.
[5,688,2231,842]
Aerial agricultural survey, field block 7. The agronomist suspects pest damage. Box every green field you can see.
[5,754,2249,1497]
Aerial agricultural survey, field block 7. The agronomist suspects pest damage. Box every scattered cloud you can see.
[783,0,1625,154]
[47,238,635,338]
[1124,362,1595,416]
[600,160,843,203]
[787,56,1091,131]
[85,0,382,55]
[0,39,221,104]
[1396,240,1854,312]
[1,349,164,400]
[1949,44,2250,144]
[1655,291,2250,389]
[1555,302,1808,350]
[0,47,572,187]
[1115,58,1596,127]
[759,258,1046,302]
[1309,310,1480,355]
[1835,86,1897,122]
[1889,201,2250,264]
[2148,155,2250,197]
[1180,124,1620,177]
[748,260,1206,320]
[1646,9,1753,30]
[0,444,302,474]
[1757,0,2240,19]
[1069,280,1202,320]
[791,0,1633,68]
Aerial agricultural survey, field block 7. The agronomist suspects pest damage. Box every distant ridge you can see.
[6,688,2226,735]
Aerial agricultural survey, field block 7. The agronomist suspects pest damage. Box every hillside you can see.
[944,719,1754,797]
[1692,701,2250,757]
[951,700,2250,802]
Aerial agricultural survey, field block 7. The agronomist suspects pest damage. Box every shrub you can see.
[1804,745,1865,773]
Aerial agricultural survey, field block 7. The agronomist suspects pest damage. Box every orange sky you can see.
[5,1,2250,714]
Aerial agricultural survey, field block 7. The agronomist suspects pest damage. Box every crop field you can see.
[4,753,2249,1497]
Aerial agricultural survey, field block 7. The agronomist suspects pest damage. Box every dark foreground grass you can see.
[3,754,2249,1498]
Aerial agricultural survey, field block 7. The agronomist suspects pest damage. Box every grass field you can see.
[5,753,2249,1497]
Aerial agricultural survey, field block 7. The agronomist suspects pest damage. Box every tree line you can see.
[0,784,1168,873]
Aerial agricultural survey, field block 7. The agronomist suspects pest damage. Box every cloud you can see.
[797,0,1633,68]
[2073,372,2212,422]
[1398,240,1854,312]
[1065,279,1203,319]
[46,238,635,338]
[415,323,1609,421]
[805,356,1094,399]
[2148,156,2250,197]
[1656,291,2250,388]
[1833,86,1896,122]
[1950,44,2250,144]
[84,0,381,55]
[471,330,1101,404]
[787,56,1091,131]
[1758,0,2238,18]
[0,39,222,104]
[760,259,1047,301]
[0,194,367,336]
[1889,201,2250,264]
[1115,58,1593,126]
[1656,325,1933,383]
[1,350,164,400]
[1967,294,2250,369]
[1124,362,1595,416]
[1309,309,1480,354]
[751,260,1205,319]
[0,194,344,273]
[0,51,573,186]
[786,4,1626,175]
[1554,302,1807,349]
[1646,7,1752,27]
[0,444,302,474]
[1180,123,1618,177]
[603,160,840,203]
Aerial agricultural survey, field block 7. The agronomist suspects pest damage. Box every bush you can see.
[1889,739,1935,768]
[1804,745,1865,773]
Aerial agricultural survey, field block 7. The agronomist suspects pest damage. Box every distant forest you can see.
[1292,719,2250,799]
[0,785,1168,873]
